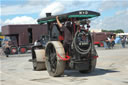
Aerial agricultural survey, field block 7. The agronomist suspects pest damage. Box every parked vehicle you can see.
[92,32,116,47]
[1,24,47,56]
[31,10,100,77]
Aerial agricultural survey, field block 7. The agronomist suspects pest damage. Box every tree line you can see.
[102,29,124,33]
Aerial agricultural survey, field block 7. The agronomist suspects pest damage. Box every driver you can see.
[56,16,73,53]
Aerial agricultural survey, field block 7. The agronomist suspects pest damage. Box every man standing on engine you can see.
[56,16,73,53]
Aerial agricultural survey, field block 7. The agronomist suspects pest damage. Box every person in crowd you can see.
[121,36,126,48]
[110,36,115,48]
[106,36,111,49]
[102,34,108,49]
[3,41,10,57]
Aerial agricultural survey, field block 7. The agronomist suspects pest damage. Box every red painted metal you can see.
[57,52,70,61]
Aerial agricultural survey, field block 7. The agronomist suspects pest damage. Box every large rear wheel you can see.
[45,41,65,77]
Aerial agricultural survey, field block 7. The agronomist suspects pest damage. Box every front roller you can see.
[32,46,46,71]
[45,41,66,77]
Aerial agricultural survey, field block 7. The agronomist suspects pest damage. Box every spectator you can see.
[121,36,126,48]
[110,36,115,48]
[126,37,128,44]
[103,37,107,49]
[106,36,111,49]
[3,41,10,57]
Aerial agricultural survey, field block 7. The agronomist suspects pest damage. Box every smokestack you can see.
[46,13,51,17]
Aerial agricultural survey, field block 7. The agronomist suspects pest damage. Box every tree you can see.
[116,29,124,33]
[102,29,124,33]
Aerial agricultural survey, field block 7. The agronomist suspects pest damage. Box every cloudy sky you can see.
[0,0,128,32]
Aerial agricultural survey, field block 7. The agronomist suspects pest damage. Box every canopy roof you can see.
[38,10,100,24]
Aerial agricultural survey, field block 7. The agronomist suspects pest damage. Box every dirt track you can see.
[0,47,128,85]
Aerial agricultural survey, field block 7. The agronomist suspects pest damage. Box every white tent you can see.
[117,33,128,36]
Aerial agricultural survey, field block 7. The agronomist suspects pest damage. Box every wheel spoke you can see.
[48,46,57,73]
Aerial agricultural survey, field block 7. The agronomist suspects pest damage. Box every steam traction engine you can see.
[31,10,100,77]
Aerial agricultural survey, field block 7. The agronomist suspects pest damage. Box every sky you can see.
[0,0,128,32]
